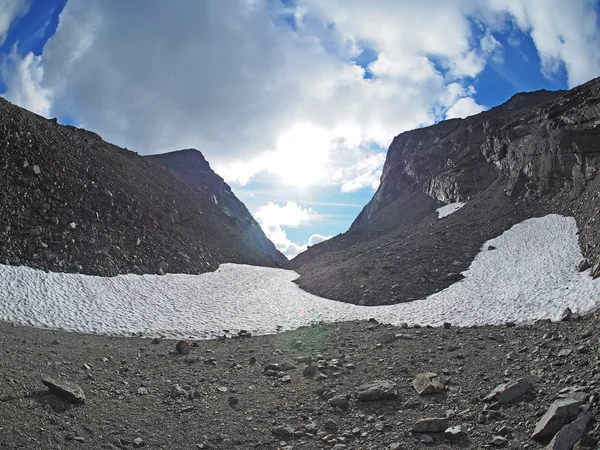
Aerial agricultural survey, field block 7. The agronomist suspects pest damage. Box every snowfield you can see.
[0,215,598,339]
[437,201,465,218]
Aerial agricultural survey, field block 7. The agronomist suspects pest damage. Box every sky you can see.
[1,0,599,258]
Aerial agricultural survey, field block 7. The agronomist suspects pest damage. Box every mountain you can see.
[0,97,284,276]
[289,76,600,305]
[146,149,287,265]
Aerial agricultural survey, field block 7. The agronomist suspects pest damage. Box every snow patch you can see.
[437,202,465,218]
[0,215,597,338]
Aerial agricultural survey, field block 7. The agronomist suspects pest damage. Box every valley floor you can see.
[0,314,599,449]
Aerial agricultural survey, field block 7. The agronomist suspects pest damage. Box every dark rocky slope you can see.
[0,97,284,276]
[290,76,600,305]
[147,149,287,265]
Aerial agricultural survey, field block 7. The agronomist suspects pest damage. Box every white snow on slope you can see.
[437,202,465,218]
[0,215,598,339]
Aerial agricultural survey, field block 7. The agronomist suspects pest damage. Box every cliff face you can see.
[147,150,286,265]
[0,98,284,276]
[290,76,600,305]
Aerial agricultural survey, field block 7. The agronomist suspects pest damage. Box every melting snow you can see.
[437,202,465,218]
[0,215,598,339]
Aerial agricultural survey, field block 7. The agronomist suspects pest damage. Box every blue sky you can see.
[1,0,599,257]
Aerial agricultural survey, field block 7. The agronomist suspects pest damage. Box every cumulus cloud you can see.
[0,0,599,193]
[0,0,29,46]
[1,47,52,116]
[254,201,320,258]
[308,234,333,246]
[486,0,600,87]
[446,97,487,119]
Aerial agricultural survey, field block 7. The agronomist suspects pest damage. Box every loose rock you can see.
[41,376,86,404]
[411,417,449,433]
[531,399,582,442]
[356,380,398,401]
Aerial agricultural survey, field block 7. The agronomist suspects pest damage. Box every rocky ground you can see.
[1,312,599,449]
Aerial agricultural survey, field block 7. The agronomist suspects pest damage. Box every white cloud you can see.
[1,47,52,117]
[0,0,598,195]
[446,97,487,119]
[485,0,600,87]
[308,234,333,246]
[254,201,321,258]
[0,0,29,46]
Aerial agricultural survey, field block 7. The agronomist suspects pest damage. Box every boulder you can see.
[531,399,581,442]
[41,376,86,404]
[545,413,591,450]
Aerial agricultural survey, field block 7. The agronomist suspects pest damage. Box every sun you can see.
[269,124,332,188]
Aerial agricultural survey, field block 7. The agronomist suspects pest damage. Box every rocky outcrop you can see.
[0,97,284,276]
[290,76,600,305]
[147,149,286,265]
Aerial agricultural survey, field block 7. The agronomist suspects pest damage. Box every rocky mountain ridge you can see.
[147,149,286,265]
[0,97,284,276]
[290,76,600,305]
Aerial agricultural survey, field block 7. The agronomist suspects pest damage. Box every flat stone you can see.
[411,417,449,433]
[531,399,582,442]
[413,372,444,395]
[484,378,533,405]
[41,376,85,404]
[545,413,590,450]
[356,380,398,401]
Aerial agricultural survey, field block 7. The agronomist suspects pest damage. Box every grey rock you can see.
[356,380,398,401]
[272,424,295,438]
[445,425,463,441]
[156,260,169,275]
[484,378,533,405]
[175,340,190,354]
[413,372,444,395]
[137,387,149,395]
[41,376,85,404]
[302,365,317,378]
[377,331,397,344]
[531,399,582,442]
[591,261,600,279]
[411,417,449,433]
[545,413,590,450]
[420,434,434,444]
[559,308,573,322]
[323,419,338,431]
[329,394,350,411]
[492,436,509,446]
[577,260,591,272]
[133,437,145,448]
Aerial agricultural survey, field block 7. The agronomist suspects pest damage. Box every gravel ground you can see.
[1,313,599,449]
